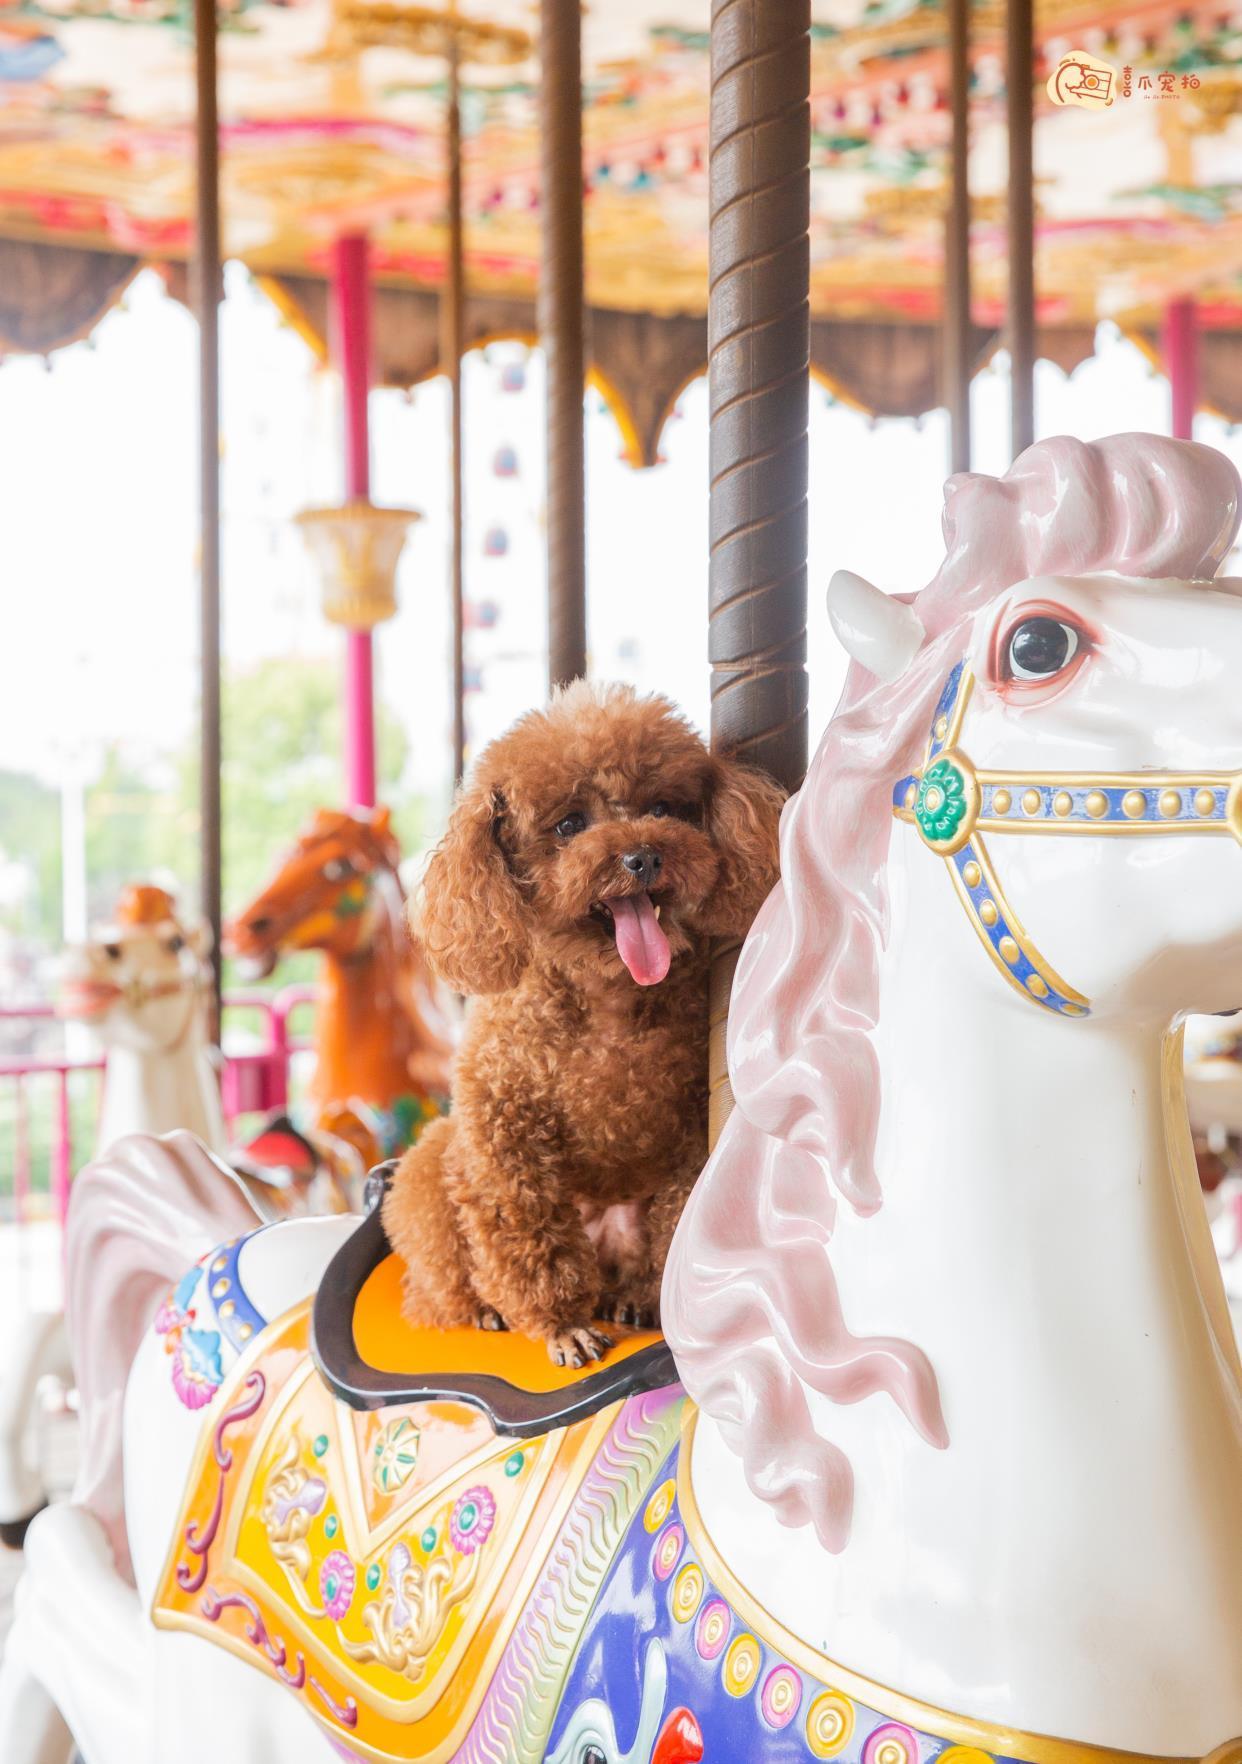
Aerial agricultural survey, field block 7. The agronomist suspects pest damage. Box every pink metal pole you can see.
[331,232,377,810]
[14,1078,29,1225]
[1163,298,1198,441]
[53,1072,72,1231]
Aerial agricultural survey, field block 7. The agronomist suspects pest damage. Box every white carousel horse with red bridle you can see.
[1,434,1239,1764]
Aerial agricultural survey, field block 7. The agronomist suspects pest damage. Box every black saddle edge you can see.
[310,1207,680,1439]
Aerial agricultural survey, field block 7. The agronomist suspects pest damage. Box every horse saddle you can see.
[151,1213,687,1762]
[311,1204,678,1434]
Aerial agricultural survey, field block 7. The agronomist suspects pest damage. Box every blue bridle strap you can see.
[892,663,1242,1018]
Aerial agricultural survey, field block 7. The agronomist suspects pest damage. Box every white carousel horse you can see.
[56,883,226,1156]
[0,886,224,1548]
[3,434,1241,1764]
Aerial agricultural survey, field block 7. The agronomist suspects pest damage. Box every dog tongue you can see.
[605,892,671,985]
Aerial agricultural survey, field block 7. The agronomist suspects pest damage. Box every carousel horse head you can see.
[57,883,211,1054]
[225,806,405,979]
[664,431,1242,1551]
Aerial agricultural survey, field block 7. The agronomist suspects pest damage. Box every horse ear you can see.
[370,806,392,837]
[827,570,923,681]
[418,783,531,995]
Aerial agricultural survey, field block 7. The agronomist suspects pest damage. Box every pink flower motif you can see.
[449,1485,496,1555]
[168,1327,223,1410]
[320,1550,356,1621]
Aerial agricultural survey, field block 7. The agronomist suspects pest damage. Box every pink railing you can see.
[0,986,316,1231]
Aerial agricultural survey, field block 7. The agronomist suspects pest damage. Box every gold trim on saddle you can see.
[151,1298,619,1764]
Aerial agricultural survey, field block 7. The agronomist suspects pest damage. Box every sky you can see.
[3,265,1240,905]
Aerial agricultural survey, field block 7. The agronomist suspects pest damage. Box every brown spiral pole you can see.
[443,26,467,782]
[708,0,811,1144]
[1006,0,1035,458]
[944,0,972,476]
[539,0,588,691]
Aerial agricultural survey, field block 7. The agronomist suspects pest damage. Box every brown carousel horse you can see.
[225,806,454,1175]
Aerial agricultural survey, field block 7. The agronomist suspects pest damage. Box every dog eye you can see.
[555,811,588,839]
[1004,617,1082,681]
[650,802,670,818]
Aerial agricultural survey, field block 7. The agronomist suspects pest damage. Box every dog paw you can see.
[601,1299,658,1329]
[546,1326,613,1369]
[476,1307,508,1331]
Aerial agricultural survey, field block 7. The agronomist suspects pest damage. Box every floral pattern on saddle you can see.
[153,1228,270,1410]
[151,1298,685,1761]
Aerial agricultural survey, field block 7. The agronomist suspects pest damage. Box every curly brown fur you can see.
[383,682,785,1366]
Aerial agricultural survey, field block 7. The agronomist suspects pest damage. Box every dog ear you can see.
[417,782,531,995]
[699,755,786,939]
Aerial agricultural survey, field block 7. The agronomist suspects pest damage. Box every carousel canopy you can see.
[1,0,1240,437]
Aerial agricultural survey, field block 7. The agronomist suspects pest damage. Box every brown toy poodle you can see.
[382,681,784,1367]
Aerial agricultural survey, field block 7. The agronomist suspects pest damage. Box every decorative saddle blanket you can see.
[155,1227,1219,1764]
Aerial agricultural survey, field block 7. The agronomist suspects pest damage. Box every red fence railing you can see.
[0,986,316,1230]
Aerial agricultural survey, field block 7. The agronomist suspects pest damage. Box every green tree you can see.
[11,656,427,975]
[215,656,419,915]
[0,769,61,950]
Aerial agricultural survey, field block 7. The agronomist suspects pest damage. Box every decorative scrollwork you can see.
[341,1520,482,1678]
[260,1429,328,1586]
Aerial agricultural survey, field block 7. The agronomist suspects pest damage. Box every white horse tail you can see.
[66,1130,258,1580]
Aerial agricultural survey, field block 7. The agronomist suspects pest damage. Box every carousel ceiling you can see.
[0,0,1239,329]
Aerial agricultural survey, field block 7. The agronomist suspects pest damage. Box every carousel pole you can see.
[1164,298,1198,440]
[707,0,811,1142]
[539,0,588,690]
[193,0,222,1036]
[944,0,972,474]
[1006,0,1035,458]
[443,22,467,782]
[331,232,377,811]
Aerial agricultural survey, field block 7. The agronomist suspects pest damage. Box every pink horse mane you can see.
[662,433,1242,1551]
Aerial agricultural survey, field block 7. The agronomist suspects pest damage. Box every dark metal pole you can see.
[945,0,972,474]
[1006,0,1035,458]
[708,0,810,1142]
[539,0,587,690]
[443,31,467,780]
[194,0,222,1037]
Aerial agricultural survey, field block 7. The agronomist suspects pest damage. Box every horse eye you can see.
[104,943,121,961]
[1006,617,1081,681]
[166,934,185,954]
[581,1749,608,1764]
[322,857,352,882]
[555,811,588,839]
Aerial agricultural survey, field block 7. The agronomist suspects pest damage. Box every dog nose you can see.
[621,846,662,887]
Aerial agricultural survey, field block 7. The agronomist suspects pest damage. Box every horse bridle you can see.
[893,662,1242,1018]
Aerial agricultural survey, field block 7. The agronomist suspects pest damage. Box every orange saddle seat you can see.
[312,1208,678,1434]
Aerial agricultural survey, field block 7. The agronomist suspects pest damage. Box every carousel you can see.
[0,0,1240,1761]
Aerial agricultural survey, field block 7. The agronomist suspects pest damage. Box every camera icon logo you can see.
[1047,52,1116,107]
